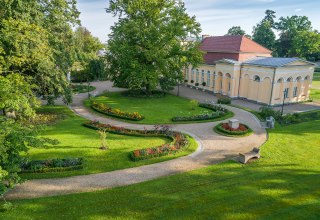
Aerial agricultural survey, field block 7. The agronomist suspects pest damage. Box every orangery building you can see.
[184,35,315,106]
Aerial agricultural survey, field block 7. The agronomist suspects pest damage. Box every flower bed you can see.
[83,121,189,161]
[172,103,231,122]
[91,102,144,121]
[20,158,84,173]
[214,122,253,137]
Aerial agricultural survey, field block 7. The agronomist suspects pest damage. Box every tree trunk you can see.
[2,108,6,116]
[145,83,151,96]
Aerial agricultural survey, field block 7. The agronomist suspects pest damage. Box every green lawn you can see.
[85,92,233,124]
[20,106,197,180]
[2,114,319,219]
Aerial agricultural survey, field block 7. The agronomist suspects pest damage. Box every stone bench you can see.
[237,147,261,164]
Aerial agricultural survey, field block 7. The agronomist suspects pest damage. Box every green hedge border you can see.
[213,123,253,137]
[83,121,189,161]
[91,103,144,121]
[172,103,232,122]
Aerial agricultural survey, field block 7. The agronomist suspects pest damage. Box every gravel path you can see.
[6,81,267,200]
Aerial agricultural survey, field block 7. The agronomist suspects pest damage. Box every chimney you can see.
[202,34,211,40]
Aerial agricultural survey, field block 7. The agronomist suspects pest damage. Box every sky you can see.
[77,0,320,43]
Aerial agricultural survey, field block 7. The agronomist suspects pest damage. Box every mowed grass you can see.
[20,106,198,180]
[84,92,233,124]
[2,115,319,219]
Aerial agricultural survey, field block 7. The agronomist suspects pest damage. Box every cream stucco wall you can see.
[184,62,315,106]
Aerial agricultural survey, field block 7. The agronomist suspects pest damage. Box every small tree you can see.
[97,129,108,150]
[190,100,199,110]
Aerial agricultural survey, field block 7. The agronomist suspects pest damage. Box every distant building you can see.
[184,35,315,106]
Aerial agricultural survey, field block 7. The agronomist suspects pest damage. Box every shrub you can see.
[83,121,189,161]
[217,97,231,104]
[214,123,252,137]
[202,82,206,86]
[20,158,84,173]
[122,90,166,98]
[259,106,282,120]
[190,80,194,83]
[184,79,188,83]
[190,99,199,110]
[91,102,144,121]
[172,103,230,122]
[195,82,199,86]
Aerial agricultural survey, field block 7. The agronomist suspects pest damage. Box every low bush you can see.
[202,82,206,86]
[72,84,96,94]
[259,106,282,120]
[217,97,231,104]
[195,82,199,86]
[20,158,84,173]
[83,121,189,161]
[190,80,194,83]
[91,102,144,121]
[172,103,230,122]
[122,90,166,98]
[184,80,188,83]
[214,123,252,137]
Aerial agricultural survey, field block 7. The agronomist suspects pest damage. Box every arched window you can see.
[287,77,293,82]
[296,76,302,82]
[305,76,310,80]
[277,78,284,83]
[254,75,261,82]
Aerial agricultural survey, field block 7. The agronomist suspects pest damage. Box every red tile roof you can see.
[200,35,272,54]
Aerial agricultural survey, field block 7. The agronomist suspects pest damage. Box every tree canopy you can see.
[106,0,203,94]
[226,26,247,36]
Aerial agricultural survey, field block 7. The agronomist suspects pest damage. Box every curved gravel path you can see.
[6,81,267,200]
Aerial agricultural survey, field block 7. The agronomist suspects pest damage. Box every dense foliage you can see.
[106,0,203,94]
[91,102,144,121]
[20,158,84,173]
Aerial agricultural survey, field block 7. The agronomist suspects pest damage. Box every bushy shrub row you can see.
[122,90,166,98]
[72,84,96,94]
[20,158,84,173]
[214,123,252,136]
[83,121,189,161]
[172,103,230,122]
[217,97,232,104]
[259,106,303,125]
[91,102,144,121]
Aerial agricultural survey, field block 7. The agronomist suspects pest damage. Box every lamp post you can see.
[281,90,286,116]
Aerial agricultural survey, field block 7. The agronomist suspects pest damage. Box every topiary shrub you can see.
[217,97,231,104]
[202,82,206,86]
[190,80,194,83]
[184,79,188,83]
[195,82,199,86]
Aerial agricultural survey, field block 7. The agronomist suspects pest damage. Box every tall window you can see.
[191,69,194,81]
[207,71,211,86]
[212,72,215,88]
[186,69,189,80]
[293,87,298,97]
[201,70,205,83]
[228,82,231,91]
[284,88,289,99]
[196,69,199,83]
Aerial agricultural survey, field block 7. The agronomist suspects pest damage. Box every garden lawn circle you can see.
[85,91,234,124]
[213,122,253,137]
[72,84,96,94]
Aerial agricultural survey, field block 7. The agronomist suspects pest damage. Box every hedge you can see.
[83,121,189,161]
[214,123,253,137]
[172,103,230,122]
[91,102,144,121]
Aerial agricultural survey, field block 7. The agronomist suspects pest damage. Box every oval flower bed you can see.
[172,103,232,122]
[214,122,253,137]
[91,102,144,121]
[83,121,189,161]
[20,158,84,173]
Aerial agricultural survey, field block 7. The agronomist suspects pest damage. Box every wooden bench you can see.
[238,148,261,164]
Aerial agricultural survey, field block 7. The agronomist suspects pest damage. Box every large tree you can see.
[106,0,203,94]
[252,10,276,53]
[289,30,320,59]
[226,26,246,36]
[275,15,312,57]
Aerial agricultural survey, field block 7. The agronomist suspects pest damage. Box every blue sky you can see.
[77,0,320,43]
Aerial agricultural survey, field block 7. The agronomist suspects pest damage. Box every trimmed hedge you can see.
[91,102,144,121]
[83,121,189,161]
[217,98,231,104]
[122,90,166,98]
[214,123,253,137]
[172,103,230,122]
[20,158,84,173]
